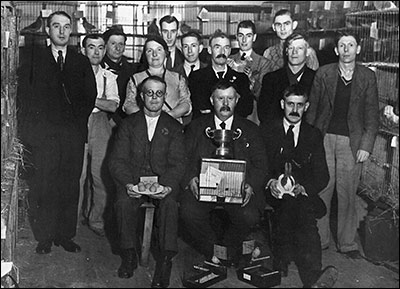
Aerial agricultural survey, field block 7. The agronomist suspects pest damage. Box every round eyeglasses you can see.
[144,89,165,98]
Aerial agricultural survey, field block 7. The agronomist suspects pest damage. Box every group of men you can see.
[17,8,379,289]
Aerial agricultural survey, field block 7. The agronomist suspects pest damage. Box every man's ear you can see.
[356,44,361,55]
[207,46,212,55]
[334,46,339,56]
[304,101,310,112]
[280,99,285,110]
[253,33,257,43]
[45,26,50,36]
[292,20,298,30]
[199,44,204,54]
[140,92,145,102]
[210,96,214,106]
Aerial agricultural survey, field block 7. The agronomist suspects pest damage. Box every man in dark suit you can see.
[261,84,337,288]
[180,80,268,266]
[189,30,254,120]
[17,11,97,254]
[258,33,316,126]
[109,75,186,287]
[160,15,185,70]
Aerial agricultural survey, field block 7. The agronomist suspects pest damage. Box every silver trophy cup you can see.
[205,127,242,159]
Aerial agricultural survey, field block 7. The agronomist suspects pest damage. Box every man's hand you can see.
[189,177,199,198]
[356,149,370,163]
[293,183,307,197]
[241,182,254,207]
[126,183,142,199]
[268,179,283,199]
[150,185,172,200]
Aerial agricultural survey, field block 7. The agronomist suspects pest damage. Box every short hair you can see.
[102,28,127,44]
[334,30,360,46]
[284,33,309,52]
[181,30,202,44]
[82,33,104,48]
[159,15,179,28]
[282,84,308,100]
[140,75,167,93]
[47,11,71,27]
[237,20,256,34]
[273,9,293,22]
[144,34,169,52]
[209,29,230,46]
[211,79,239,97]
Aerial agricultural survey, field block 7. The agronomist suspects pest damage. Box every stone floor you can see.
[12,214,399,288]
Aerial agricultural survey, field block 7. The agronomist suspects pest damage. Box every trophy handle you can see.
[205,127,214,139]
[233,128,242,140]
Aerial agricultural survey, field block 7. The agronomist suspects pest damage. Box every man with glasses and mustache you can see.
[109,75,186,287]
[258,33,316,126]
[180,79,268,267]
[189,30,254,120]
[261,84,337,288]
[263,9,319,73]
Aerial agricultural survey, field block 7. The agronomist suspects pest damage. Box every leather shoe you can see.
[151,256,172,288]
[311,265,338,288]
[340,250,362,260]
[54,239,81,253]
[36,241,52,254]
[118,248,138,279]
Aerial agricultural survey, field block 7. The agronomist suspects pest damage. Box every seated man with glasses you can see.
[263,9,319,73]
[109,75,186,288]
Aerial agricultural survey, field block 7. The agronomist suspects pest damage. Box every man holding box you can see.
[180,79,268,266]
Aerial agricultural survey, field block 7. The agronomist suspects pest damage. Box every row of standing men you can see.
[17,8,379,288]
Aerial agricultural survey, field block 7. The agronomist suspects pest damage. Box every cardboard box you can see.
[237,263,281,288]
[198,158,246,204]
[182,261,227,288]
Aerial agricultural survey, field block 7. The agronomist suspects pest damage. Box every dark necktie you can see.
[241,53,246,61]
[282,125,295,159]
[189,64,195,76]
[166,55,172,69]
[220,121,226,129]
[57,50,64,71]
[217,71,224,79]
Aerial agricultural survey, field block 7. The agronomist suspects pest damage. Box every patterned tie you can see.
[57,50,64,71]
[220,121,226,129]
[283,125,295,159]
[241,53,246,61]
[217,71,224,79]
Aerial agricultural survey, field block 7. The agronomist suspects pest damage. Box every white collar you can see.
[215,115,234,130]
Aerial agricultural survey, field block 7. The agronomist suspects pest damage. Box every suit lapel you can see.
[349,65,364,106]
[324,64,339,109]
[132,111,148,146]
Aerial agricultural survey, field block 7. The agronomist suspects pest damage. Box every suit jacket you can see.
[183,114,269,210]
[109,111,186,199]
[261,120,329,217]
[172,61,208,81]
[17,46,97,145]
[305,63,379,158]
[230,51,272,99]
[189,66,255,119]
[166,47,185,70]
[258,66,315,126]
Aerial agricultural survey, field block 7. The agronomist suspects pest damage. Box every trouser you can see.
[27,125,85,243]
[273,195,322,287]
[115,194,179,255]
[180,189,261,259]
[318,134,362,252]
[85,112,114,230]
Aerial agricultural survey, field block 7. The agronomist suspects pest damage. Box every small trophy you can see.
[205,127,242,159]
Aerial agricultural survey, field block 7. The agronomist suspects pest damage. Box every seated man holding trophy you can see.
[108,75,186,288]
[180,79,269,266]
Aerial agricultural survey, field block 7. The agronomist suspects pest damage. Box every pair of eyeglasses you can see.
[144,89,165,98]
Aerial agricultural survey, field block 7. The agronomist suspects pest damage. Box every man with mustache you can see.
[261,84,337,288]
[258,33,316,126]
[189,30,254,120]
[180,79,268,267]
